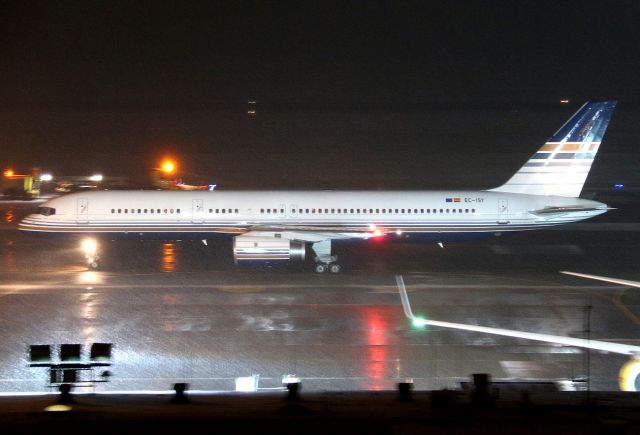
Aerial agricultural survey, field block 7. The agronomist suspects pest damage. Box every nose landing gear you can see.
[86,257,100,270]
[81,238,100,270]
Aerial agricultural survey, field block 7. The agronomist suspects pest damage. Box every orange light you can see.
[161,160,176,174]
[3,169,14,177]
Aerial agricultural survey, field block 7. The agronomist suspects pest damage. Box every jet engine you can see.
[233,235,306,265]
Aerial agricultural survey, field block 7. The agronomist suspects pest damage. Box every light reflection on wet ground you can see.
[162,243,176,272]
[4,209,14,224]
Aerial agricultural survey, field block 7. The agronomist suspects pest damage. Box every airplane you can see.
[19,101,617,272]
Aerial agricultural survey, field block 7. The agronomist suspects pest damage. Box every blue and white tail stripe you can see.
[490,101,616,198]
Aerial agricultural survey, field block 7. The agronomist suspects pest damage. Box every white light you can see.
[81,238,98,255]
[44,404,72,412]
[396,229,403,236]
[40,173,53,181]
[369,224,376,231]
[282,374,301,385]
[235,375,259,392]
[89,174,103,182]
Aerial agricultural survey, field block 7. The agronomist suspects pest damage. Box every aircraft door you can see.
[76,198,89,224]
[497,199,509,224]
[192,199,204,223]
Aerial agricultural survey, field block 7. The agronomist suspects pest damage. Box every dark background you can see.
[1,0,639,188]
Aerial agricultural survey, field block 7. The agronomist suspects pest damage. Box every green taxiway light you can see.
[412,317,428,328]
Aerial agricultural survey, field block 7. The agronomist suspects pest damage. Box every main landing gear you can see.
[311,240,342,273]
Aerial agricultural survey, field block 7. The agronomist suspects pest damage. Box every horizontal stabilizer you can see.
[530,206,602,216]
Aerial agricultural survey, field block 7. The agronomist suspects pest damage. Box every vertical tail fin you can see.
[489,101,617,197]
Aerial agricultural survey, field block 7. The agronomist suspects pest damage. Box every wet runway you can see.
[1,200,640,393]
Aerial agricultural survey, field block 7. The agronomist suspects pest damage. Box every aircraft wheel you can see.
[329,263,342,273]
[315,264,327,273]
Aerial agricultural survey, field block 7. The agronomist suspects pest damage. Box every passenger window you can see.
[124,209,128,214]
[170,209,174,214]
[150,209,154,214]
[235,209,238,213]
[157,209,161,213]
[111,209,115,214]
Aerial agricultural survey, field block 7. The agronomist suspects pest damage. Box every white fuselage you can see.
[19,190,607,241]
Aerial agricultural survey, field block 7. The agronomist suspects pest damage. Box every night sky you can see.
[1,1,639,188]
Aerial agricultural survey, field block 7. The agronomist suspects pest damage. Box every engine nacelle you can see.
[233,236,306,265]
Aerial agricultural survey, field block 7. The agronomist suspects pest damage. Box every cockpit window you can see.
[38,207,56,216]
